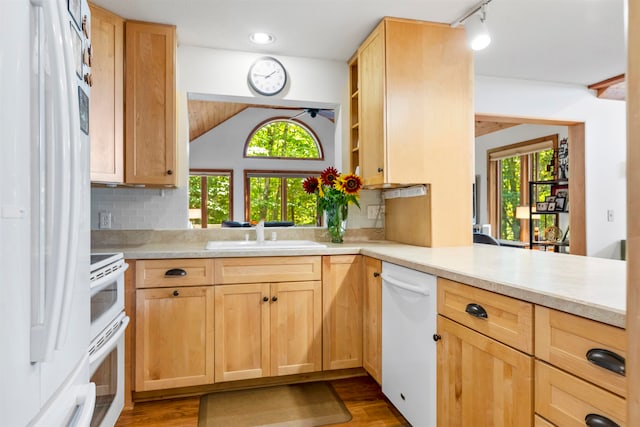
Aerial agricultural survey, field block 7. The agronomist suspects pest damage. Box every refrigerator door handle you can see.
[30,0,73,362]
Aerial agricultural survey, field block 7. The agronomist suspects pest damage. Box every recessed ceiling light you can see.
[249,32,275,45]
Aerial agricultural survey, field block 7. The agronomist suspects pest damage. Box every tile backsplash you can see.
[91,187,383,230]
[91,187,189,230]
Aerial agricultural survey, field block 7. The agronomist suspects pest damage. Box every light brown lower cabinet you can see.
[214,281,322,382]
[362,256,382,383]
[135,285,214,391]
[535,361,626,426]
[322,255,363,370]
[436,315,534,427]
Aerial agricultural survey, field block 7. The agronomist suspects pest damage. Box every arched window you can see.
[244,118,323,159]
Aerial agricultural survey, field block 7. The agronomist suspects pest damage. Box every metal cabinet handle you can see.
[377,167,383,173]
[465,303,488,319]
[165,268,186,277]
[373,272,380,278]
[172,290,179,297]
[263,296,269,302]
[586,349,625,376]
[433,334,441,342]
[272,296,278,302]
[585,413,620,427]
[167,170,173,175]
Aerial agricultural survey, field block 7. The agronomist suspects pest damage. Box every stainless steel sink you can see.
[205,240,327,250]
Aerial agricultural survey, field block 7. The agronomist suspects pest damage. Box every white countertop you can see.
[94,240,626,327]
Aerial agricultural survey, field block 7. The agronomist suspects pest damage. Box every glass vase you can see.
[325,203,348,243]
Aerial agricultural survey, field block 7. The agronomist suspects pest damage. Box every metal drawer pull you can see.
[585,413,620,427]
[165,268,187,277]
[586,348,625,376]
[465,303,488,319]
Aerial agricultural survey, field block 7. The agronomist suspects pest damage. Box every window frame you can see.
[189,169,233,228]
[243,117,324,160]
[487,134,559,242]
[243,169,323,225]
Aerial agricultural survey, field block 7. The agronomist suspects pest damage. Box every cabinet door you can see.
[270,281,322,376]
[89,5,123,183]
[362,257,382,383]
[125,21,176,185]
[437,315,534,427]
[135,286,214,391]
[214,284,270,382]
[358,24,385,187]
[322,255,363,370]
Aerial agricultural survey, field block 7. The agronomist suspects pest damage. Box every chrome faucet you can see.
[255,219,265,243]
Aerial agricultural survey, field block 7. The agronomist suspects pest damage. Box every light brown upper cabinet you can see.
[352,17,474,247]
[353,17,473,188]
[89,4,124,183]
[125,21,177,186]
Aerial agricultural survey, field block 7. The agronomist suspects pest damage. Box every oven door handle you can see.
[89,315,129,369]
[72,382,97,427]
[90,263,129,297]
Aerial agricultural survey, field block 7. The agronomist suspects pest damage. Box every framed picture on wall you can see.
[536,202,549,212]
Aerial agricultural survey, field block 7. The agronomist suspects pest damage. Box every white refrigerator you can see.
[0,0,94,425]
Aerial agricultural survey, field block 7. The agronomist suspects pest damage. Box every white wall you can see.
[476,76,627,259]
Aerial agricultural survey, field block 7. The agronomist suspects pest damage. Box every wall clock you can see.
[247,56,287,96]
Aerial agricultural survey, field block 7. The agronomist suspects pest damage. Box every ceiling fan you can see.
[290,108,334,121]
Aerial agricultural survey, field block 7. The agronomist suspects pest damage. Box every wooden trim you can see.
[132,367,368,403]
[478,113,585,254]
[189,169,234,228]
[487,134,558,161]
[588,74,626,98]
[628,0,640,422]
[568,123,586,255]
[475,113,581,126]
[124,260,136,409]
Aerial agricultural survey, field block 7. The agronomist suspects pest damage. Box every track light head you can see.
[465,13,491,51]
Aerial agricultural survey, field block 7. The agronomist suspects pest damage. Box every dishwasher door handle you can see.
[381,273,430,296]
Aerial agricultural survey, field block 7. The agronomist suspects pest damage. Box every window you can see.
[189,170,232,228]
[488,135,558,241]
[245,171,320,225]
[244,119,323,159]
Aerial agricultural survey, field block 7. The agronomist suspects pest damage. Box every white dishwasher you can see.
[381,262,437,427]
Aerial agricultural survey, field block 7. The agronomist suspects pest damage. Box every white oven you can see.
[89,252,129,427]
[88,311,129,427]
[90,253,127,339]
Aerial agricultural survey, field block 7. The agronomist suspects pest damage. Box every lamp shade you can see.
[515,206,529,220]
[464,13,491,50]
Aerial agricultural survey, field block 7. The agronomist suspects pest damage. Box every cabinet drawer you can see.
[534,415,555,427]
[136,259,214,288]
[535,361,626,426]
[214,256,321,284]
[535,306,626,398]
[437,278,533,354]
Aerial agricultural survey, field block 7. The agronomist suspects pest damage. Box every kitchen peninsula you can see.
[94,229,626,425]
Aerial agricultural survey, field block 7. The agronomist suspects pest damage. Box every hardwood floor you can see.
[115,375,409,426]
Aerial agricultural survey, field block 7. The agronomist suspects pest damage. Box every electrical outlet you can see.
[607,210,614,222]
[367,205,385,219]
[99,211,112,229]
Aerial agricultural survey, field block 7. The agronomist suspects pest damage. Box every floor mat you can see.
[198,381,352,427]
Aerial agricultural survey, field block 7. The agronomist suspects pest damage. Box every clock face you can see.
[248,57,287,96]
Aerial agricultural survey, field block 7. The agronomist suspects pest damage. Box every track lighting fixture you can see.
[451,0,493,51]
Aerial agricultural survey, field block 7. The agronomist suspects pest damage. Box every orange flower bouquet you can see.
[303,167,362,243]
